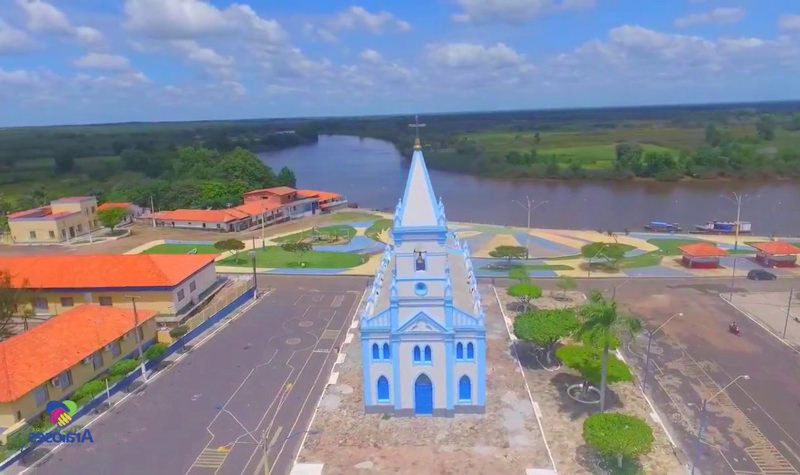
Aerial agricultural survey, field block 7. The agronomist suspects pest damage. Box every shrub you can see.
[73,380,105,403]
[5,428,31,451]
[109,358,139,377]
[583,412,654,466]
[556,344,632,386]
[169,325,189,338]
[145,343,168,362]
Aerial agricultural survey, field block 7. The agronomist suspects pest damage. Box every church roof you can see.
[396,142,441,228]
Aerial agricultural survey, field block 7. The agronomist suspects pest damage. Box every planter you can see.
[567,383,601,404]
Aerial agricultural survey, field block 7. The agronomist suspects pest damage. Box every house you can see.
[242,186,318,218]
[751,241,800,268]
[97,202,145,227]
[149,208,253,232]
[678,242,729,268]
[0,305,158,439]
[7,196,99,244]
[296,189,348,212]
[0,254,219,324]
[359,138,486,417]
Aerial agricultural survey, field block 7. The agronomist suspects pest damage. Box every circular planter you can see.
[567,383,601,404]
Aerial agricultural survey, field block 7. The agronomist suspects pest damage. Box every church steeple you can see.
[396,116,443,229]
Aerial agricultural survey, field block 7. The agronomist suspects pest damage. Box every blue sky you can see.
[0,0,799,126]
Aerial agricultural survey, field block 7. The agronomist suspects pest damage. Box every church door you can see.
[414,374,433,415]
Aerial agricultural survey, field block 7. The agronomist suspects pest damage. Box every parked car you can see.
[747,269,777,281]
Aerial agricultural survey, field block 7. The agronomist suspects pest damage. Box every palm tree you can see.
[579,291,641,412]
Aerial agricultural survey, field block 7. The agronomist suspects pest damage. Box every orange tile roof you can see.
[0,305,157,402]
[233,201,282,216]
[52,196,95,202]
[98,202,132,211]
[243,186,296,196]
[0,254,216,289]
[679,242,729,257]
[152,208,248,223]
[750,241,800,255]
[296,189,342,201]
[7,206,51,219]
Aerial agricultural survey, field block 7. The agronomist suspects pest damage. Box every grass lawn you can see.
[648,238,753,255]
[537,143,677,167]
[327,211,381,222]
[617,251,664,269]
[218,246,364,268]
[142,243,219,254]
[547,253,583,261]
[365,218,393,241]
[273,225,357,244]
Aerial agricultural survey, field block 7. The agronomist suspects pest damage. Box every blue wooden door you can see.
[414,374,433,415]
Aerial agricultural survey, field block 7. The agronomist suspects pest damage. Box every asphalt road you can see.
[27,275,368,475]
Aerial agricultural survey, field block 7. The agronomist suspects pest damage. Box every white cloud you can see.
[74,53,132,71]
[780,14,800,34]
[303,23,337,43]
[452,0,593,24]
[169,39,236,78]
[328,6,411,34]
[0,19,35,53]
[427,42,531,70]
[674,7,746,28]
[0,67,40,86]
[15,0,104,47]
[359,49,383,64]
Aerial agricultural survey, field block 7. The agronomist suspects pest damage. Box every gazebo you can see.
[678,242,729,269]
[751,241,800,268]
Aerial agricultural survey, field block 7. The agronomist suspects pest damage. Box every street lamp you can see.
[512,196,547,260]
[641,312,683,392]
[250,249,258,298]
[721,192,757,251]
[127,296,148,382]
[691,374,750,474]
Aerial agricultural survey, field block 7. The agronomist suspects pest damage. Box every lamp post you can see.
[512,196,547,260]
[250,250,258,299]
[721,192,757,251]
[587,243,609,278]
[783,289,794,339]
[642,312,683,392]
[127,296,148,382]
[691,374,750,474]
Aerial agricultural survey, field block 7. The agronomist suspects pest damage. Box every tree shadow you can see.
[513,340,563,371]
[549,372,624,420]
[19,446,53,467]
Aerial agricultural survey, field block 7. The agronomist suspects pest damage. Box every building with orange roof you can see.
[751,241,800,268]
[6,196,99,244]
[678,242,729,268]
[0,254,219,322]
[0,305,158,435]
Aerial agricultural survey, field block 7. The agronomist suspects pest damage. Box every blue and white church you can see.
[360,136,486,417]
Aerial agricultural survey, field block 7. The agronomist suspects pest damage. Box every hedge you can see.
[109,359,139,377]
[73,380,106,405]
[145,343,168,362]
[169,326,189,338]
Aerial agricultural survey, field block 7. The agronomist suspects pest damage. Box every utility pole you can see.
[128,296,148,382]
[721,192,755,251]
[512,196,547,260]
[149,195,156,227]
[642,312,683,392]
[783,289,793,338]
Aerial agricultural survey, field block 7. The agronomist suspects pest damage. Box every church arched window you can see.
[456,342,464,360]
[372,343,380,360]
[382,343,391,359]
[415,250,426,271]
[413,345,421,362]
[459,375,471,402]
[377,376,390,402]
[467,342,475,360]
[424,345,432,362]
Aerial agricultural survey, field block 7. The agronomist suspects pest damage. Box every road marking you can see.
[328,372,339,385]
[330,295,344,307]
[190,448,230,471]
[720,294,800,356]
[780,440,800,466]
[320,329,339,340]
[269,426,284,448]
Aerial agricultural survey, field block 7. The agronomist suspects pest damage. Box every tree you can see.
[276,166,297,187]
[508,266,530,284]
[556,275,577,298]
[583,412,654,468]
[556,344,632,398]
[581,242,628,271]
[704,124,721,147]
[534,132,541,144]
[507,282,542,312]
[756,114,776,141]
[53,148,77,174]
[97,207,128,231]
[489,245,528,262]
[281,242,312,264]
[578,292,640,411]
[0,270,33,341]
[214,239,245,263]
[514,309,578,365]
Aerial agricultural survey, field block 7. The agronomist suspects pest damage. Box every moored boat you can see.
[694,220,751,234]
[644,221,682,232]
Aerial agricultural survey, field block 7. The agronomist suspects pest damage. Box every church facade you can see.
[360,138,486,417]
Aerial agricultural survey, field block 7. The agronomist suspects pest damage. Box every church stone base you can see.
[365,405,486,417]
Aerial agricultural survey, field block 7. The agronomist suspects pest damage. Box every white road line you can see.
[493,285,558,475]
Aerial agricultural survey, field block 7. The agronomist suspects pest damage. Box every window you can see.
[60,297,74,307]
[424,345,432,363]
[177,289,185,301]
[377,376,390,402]
[77,224,83,233]
[110,340,121,358]
[58,370,73,388]
[34,297,48,314]
[61,229,67,239]
[456,342,464,360]
[459,375,472,402]
[372,343,380,360]
[29,231,36,239]
[467,342,475,360]
[49,230,55,238]
[189,280,197,292]
[34,385,49,406]
[92,351,104,370]
[415,251,426,271]
[99,296,112,306]
[382,343,390,359]
[413,345,421,362]
[414,282,428,296]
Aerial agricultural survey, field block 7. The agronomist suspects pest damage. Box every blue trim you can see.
[424,345,432,362]
[456,342,463,360]
[413,372,434,415]
[476,336,486,406]
[446,340,454,409]
[392,340,401,410]
[413,345,421,362]
[382,342,391,359]
[466,342,475,360]
[458,375,472,402]
[361,337,372,405]
[372,343,380,360]
[395,275,447,282]
[414,282,428,296]
[396,311,448,334]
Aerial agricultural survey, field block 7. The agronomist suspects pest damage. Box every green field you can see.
[327,211,381,222]
[273,225,357,244]
[537,144,677,168]
[142,243,219,254]
[218,246,364,268]
[365,218,393,241]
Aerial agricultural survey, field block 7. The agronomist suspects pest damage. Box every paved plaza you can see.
[725,290,800,348]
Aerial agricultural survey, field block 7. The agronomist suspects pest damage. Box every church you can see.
[359,136,486,417]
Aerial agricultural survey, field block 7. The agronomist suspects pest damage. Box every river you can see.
[259,135,800,236]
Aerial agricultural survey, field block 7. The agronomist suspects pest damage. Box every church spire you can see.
[396,115,442,228]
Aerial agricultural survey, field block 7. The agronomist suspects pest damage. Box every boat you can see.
[693,220,752,234]
[644,221,682,232]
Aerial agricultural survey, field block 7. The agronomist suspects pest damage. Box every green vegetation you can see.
[514,309,579,365]
[145,343,168,362]
[0,270,33,341]
[169,326,189,338]
[583,413,654,470]
[280,242,313,265]
[365,218,393,241]
[507,282,542,312]
[74,380,106,406]
[142,243,219,254]
[326,211,381,222]
[617,251,664,269]
[489,245,529,262]
[273,225,357,244]
[214,239,246,263]
[556,344,633,386]
[219,246,364,268]
[582,242,634,270]
[557,275,578,297]
[482,263,573,271]
[98,206,128,230]
[108,359,139,378]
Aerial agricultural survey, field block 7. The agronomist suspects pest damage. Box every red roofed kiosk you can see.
[751,241,800,268]
[678,242,729,269]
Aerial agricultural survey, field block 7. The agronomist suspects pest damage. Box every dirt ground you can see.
[296,284,554,474]
[496,288,685,475]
